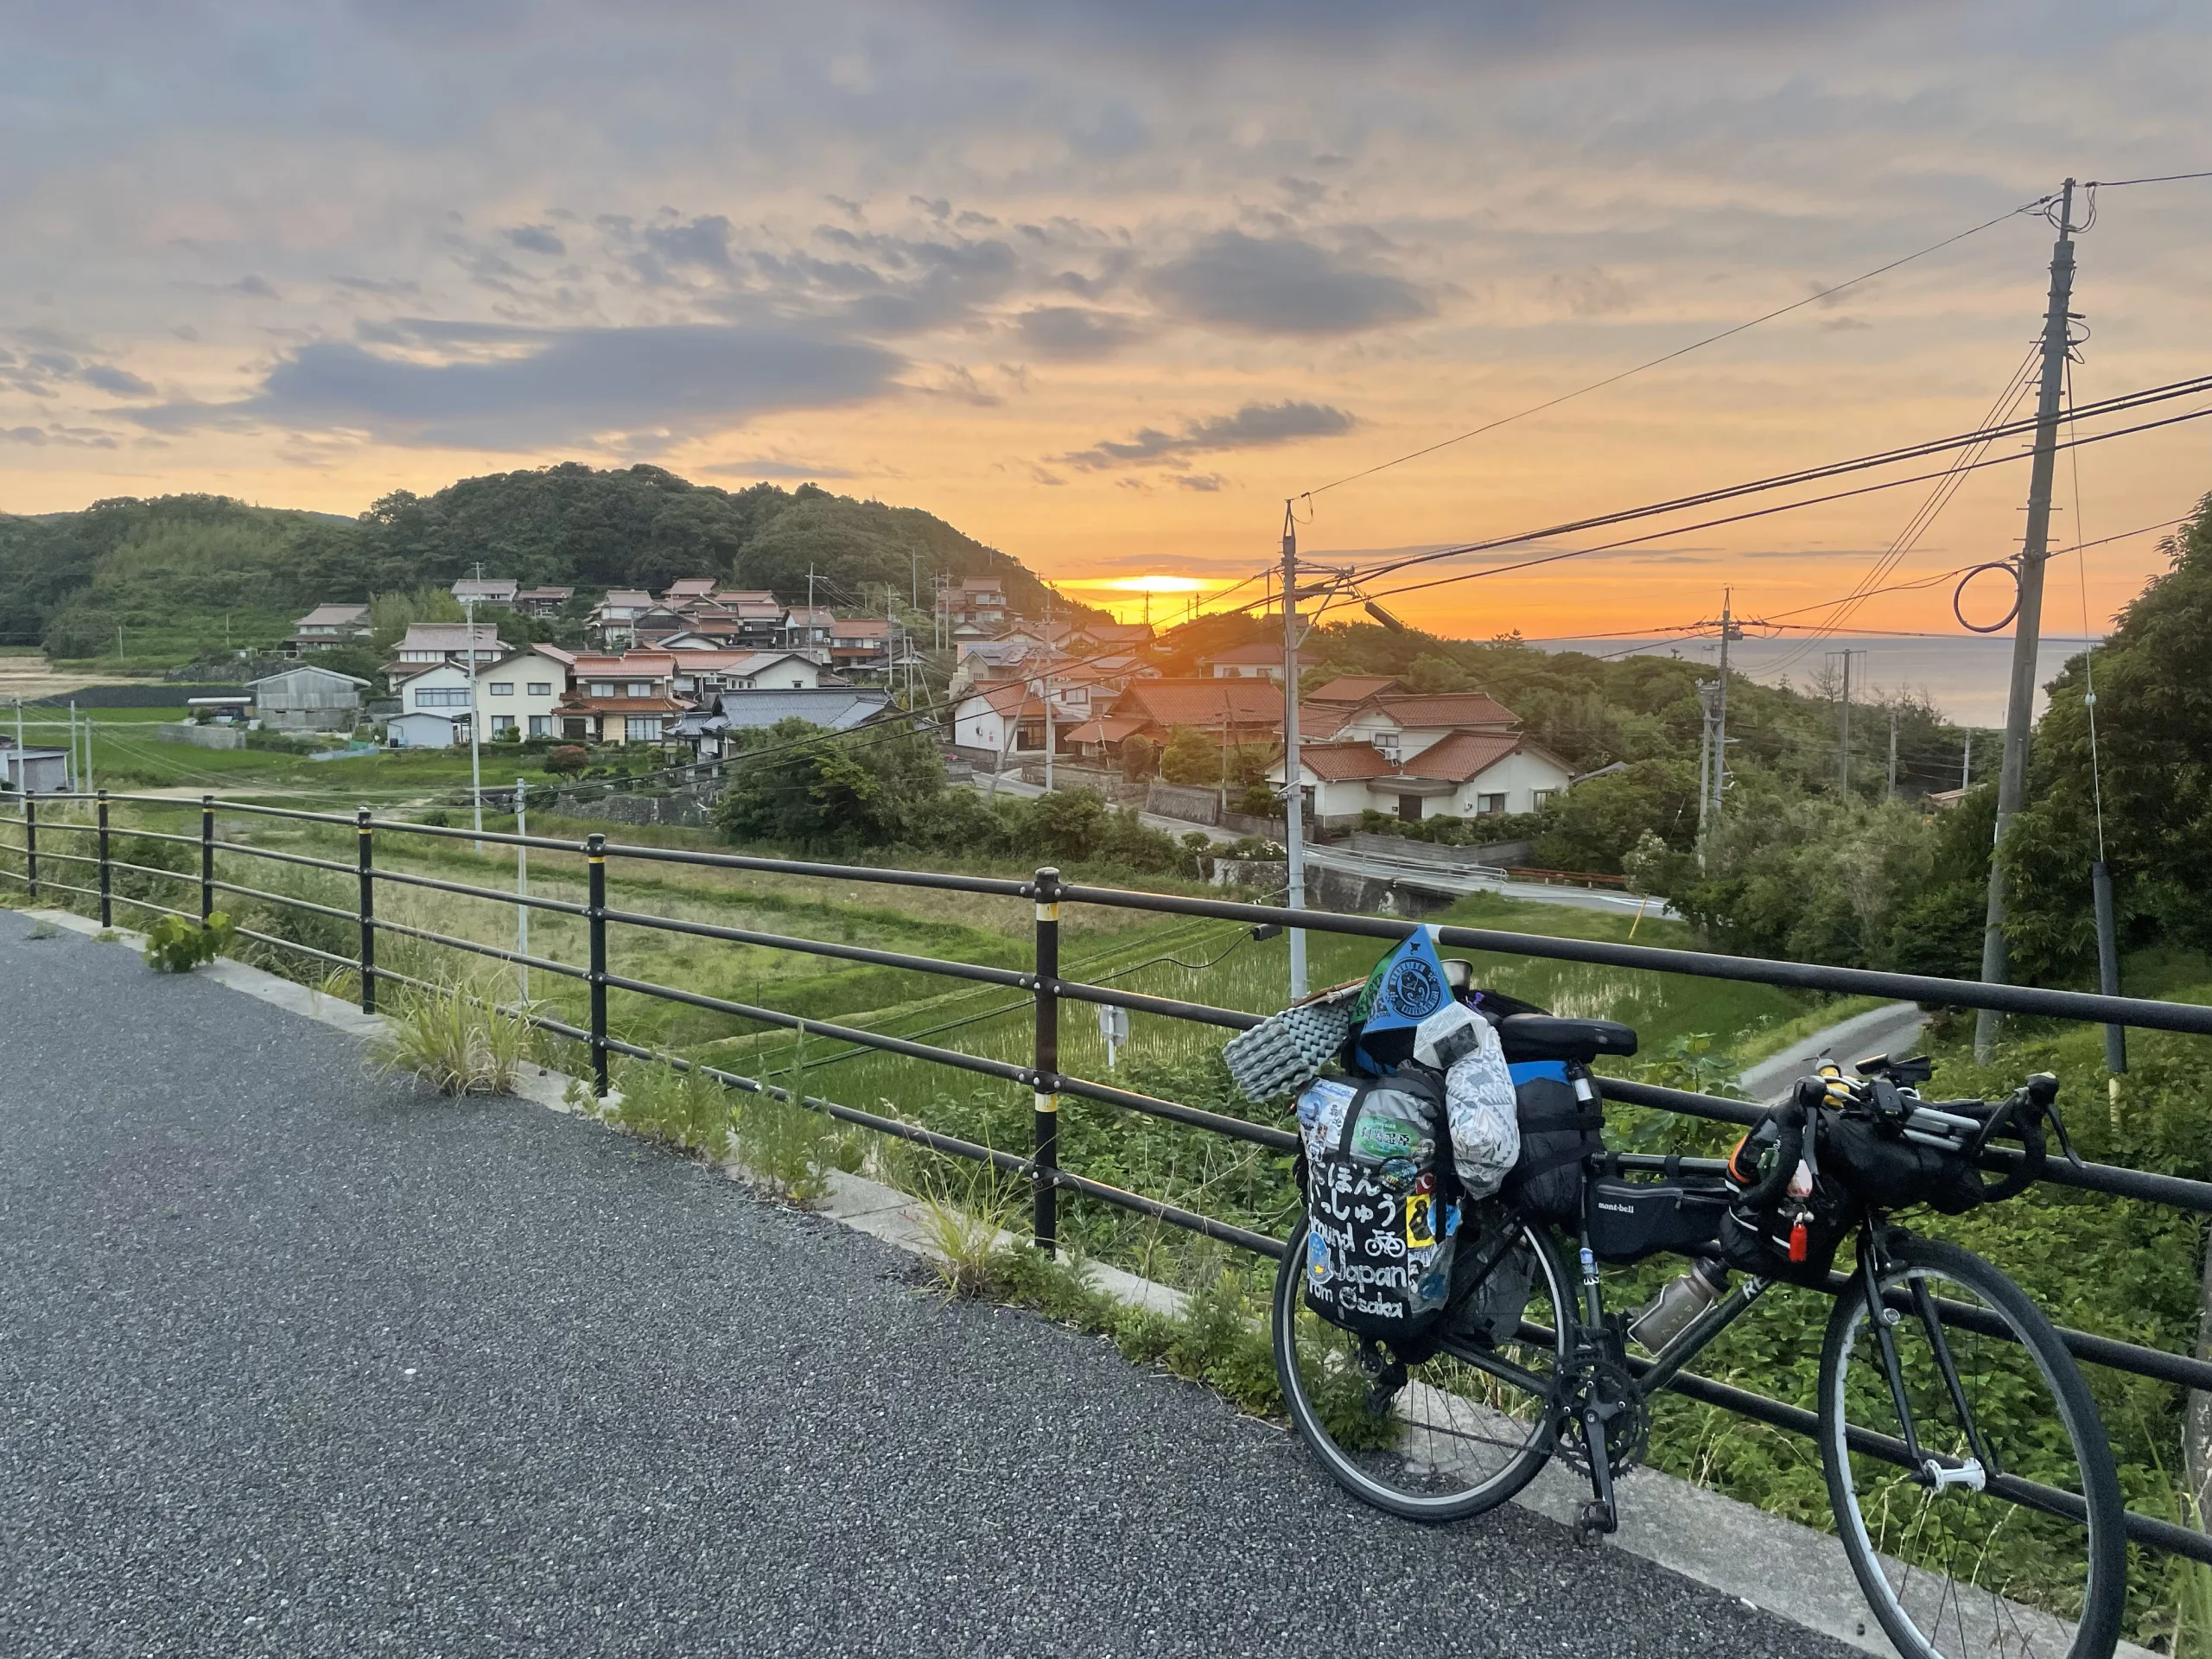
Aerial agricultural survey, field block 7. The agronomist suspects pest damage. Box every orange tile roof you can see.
[1109,677,1283,730]
[1371,692,1519,728]
[1062,715,1147,745]
[1398,730,1524,783]
[1308,674,1401,702]
[1296,742,1398,781]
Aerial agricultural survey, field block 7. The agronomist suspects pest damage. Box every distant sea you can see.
[1529,633,2103,728]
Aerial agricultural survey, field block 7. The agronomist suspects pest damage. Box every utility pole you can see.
[465,594,484,854]
[515,777,529,1003]
[1887,707,1899,799]
[1714,588,1735,823]
[1962,734,1973,791]
[1979,179,2078,1063]
[1694,679,1718,868]
[1827,648,1862,796]
[1281,499,1309,999]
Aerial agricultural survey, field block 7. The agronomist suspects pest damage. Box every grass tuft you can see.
[378,979,530,1096]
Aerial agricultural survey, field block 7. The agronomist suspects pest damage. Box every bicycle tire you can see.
[1817,1233,2126,1659]
[1272,1211,1568,1522]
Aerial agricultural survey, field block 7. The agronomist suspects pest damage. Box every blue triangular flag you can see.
[1357,929,1453,1033]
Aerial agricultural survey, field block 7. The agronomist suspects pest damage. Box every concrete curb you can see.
[22,907,2147,1659]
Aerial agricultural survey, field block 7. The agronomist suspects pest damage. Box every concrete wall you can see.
[1345,832,1531,868]
[1143,780,1220,825]
[1307,863,1457,919]
[157,723,247,750]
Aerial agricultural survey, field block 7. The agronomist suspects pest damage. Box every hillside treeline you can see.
[0,464,1071,660]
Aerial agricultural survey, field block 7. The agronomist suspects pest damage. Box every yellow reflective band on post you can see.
[1034,902,1059,922]
[1033,1092,1058,1115]
[589,855,607,865]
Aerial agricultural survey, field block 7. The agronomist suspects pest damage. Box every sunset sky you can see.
[3,1,2209,640]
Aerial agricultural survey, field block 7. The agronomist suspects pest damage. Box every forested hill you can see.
[0,464,1076,661]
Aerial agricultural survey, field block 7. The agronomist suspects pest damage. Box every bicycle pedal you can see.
[1573,1500,1618,1546]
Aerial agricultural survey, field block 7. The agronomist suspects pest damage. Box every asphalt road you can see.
[0,910,1851,1659]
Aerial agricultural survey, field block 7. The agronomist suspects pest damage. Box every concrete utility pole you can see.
[515,777,529,1003]
[1827,647,1863,796]
[1962,734,1973,791]
[1281,500,1309,1000]
[1887,707,1899,799]
[1979,180,2078,1063]
[1694,680,1718,868]
[464,594,484,854]
[1714,589,1734,822]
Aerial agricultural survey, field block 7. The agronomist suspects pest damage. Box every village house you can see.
[553,652,687,746]
[784,606,834,657]
[948,576,1008,629]
[1063,677,1286,760]
[1200,642,1287,681]
[382,648,569,746]
[672,686,899,760]
[284,604,369,656]
[588,590,655,646]
[659,650,827,699]
[450,577,518,607]
[1268,685,1570,827]
[513,586,575,617]
[250,664,369,733]
[827,616,891,675]
[391,622,508,667]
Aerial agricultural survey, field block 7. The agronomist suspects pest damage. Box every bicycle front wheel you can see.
[1272,1211,1569,1522]
[1818,1232,2125,1659]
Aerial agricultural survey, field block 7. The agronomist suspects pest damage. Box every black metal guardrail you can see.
[5,787,2212,1564]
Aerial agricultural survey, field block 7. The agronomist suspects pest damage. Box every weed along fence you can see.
[10,790,2212,1579]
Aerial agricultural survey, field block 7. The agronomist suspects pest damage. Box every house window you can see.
[1532,789,1558,809]
[1476,792,1509,817]
[527,682,552,696]
[1015,719,1045,751]
[1372,732,1400,758]
[487,682,513,696]
[491,714,516,734]
[626,681,652,696]
[625,716,662,742]
[589,681,615,696]
[414,687,469,708]
[529,715,551,737]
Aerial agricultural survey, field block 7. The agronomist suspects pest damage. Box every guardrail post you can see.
[199,794,214,922]
[356,807,376,1014]
[587,834,610,1098]
[96,790,111,927]
[1032,865,1061,1255]
[22,792,36,899]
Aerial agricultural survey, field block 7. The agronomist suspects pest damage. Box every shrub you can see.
[378,982,529,1096]
[544,746,588,777]
[143,911,233,973]
[1121,734,1158,782]
[607,1056,733,1161]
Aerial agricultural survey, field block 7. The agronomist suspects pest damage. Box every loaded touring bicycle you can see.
[1243,941,2126,1659]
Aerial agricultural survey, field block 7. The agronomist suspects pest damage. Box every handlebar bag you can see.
[1503,1061,1604,1228]
[1296,1067,1460,1345]
[1821,1116,1987,1216]
[1716,1109,1859,1287]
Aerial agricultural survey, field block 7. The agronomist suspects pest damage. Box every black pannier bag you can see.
[1503,1060,1605,1227]
[1445,1202,1536,1347]
[1585,1158,1733,1264]
[1296,1068,1460,1344]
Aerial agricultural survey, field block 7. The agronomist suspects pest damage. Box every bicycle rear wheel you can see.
[1817,1233,2125,1659]
[1272,1211,1569,1522]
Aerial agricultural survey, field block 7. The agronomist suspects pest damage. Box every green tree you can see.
[1157,725,1219,787]
[1531,759,1698,873]
[1121,734,1158,782]
[2002,491,2212,979]
[715,718,944,849]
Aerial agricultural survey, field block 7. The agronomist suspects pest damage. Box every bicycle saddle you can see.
[1497,1013,1638,1065]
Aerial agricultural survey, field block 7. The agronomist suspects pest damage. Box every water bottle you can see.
[1629,1259,1729,1352]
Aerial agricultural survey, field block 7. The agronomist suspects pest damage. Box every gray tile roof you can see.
[703,688,897,734]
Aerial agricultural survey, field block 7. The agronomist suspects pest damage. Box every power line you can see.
[1300,193,2058,500]
[1341,383,2212,612]
[2081,170,2212,188]
[1349,367,2212,592]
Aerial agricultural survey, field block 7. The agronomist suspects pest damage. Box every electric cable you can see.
[1345,391,2212,611]
[1300,192,2059,500]
[1348,368,2212,591]
[2065,361,2111,867]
